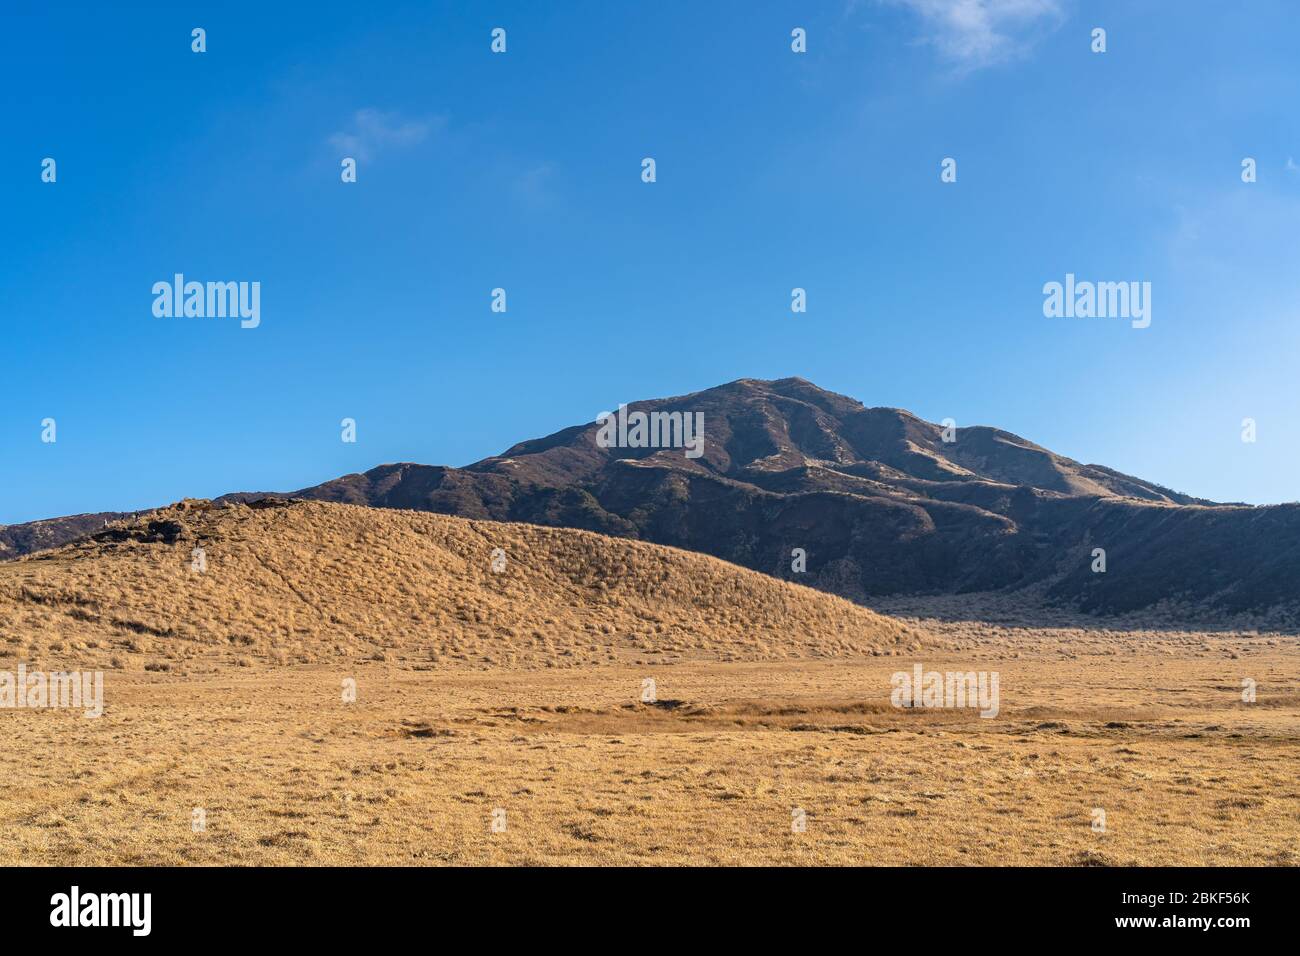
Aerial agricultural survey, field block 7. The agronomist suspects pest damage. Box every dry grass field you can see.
[0,500,1296,865]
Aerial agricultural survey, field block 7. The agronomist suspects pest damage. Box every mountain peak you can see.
[7,376,1290,618]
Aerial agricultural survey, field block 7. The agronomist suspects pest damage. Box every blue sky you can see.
[3,0,1299,523]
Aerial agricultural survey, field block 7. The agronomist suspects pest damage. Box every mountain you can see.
[0,510,139,561]
[6,377,1298,618]
[1,498,923,670]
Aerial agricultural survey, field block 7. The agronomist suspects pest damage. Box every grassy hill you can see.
[0,498,926,674]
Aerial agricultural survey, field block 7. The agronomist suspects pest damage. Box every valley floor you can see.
[1,635,1296,866]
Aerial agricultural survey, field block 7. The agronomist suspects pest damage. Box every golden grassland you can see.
[0,500,922,672]
[0,500,1296,865]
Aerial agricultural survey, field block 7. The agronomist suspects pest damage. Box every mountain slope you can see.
[0,510,140,561]
[0,498,924,671]
[263,378,1294,616]
[6,377,1296,618]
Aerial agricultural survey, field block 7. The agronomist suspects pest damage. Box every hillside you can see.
[0,509,139,560]
[0,498,925,672]
[7,376,1298,618]
[232,378,1300,618]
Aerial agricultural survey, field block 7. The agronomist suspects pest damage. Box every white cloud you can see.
[885,0,1065,70]
[328,108,442,162]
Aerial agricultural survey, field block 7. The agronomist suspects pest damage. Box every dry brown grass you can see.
[0,499,922,673]
[1,652,1295,866]
[0,501,1296,865]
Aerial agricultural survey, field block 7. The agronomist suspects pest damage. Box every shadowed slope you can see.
[8,377,1295,617]
[261,379,1295,616]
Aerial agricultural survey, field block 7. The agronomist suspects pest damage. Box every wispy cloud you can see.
[328,108,443,162]
[512,162,559,210]
[884,0,1065,71]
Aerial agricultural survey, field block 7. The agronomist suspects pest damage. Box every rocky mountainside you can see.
[0,510,139,561]
[7,377,1297,617]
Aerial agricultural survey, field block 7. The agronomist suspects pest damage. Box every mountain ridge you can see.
[5,377,1294,618]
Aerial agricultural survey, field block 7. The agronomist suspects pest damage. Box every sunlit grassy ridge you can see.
[0,499,926,673]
